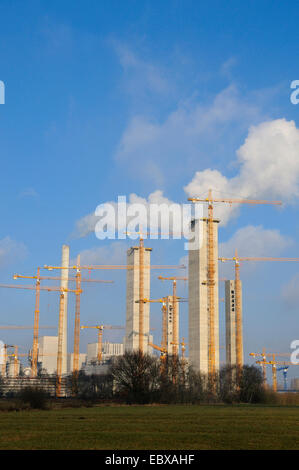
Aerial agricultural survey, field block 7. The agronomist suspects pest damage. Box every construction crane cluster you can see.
[0,188,298,396]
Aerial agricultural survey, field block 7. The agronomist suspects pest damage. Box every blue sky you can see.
[0,1,299,384]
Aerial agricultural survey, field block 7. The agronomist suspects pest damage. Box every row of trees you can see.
[73,351,266,404]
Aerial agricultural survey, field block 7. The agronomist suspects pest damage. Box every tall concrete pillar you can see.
[188,218,220,374]
[125,246,151,353]
[166,295,179,356]
[60,244,69,375]
[225,280,243,368]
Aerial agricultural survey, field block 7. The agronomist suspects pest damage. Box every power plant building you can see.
[67,353,87,373]
[86,341,123,363]
[38,336,58,375]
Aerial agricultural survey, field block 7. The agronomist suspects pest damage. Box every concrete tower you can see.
[125,246,151,353]
[188,218,220,374]
[165,295,179,356]
[60,244,69,375]
[225,280,243,367]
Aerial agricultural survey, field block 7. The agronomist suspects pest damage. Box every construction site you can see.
[0,189,298,399]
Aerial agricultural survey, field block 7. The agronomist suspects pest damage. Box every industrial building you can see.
[125,245,152,353]
[225,280,243,368]
[37,336,58,375]
[67,353,87,373]
[7,357,20,377]
[188,218,220,374]
[86,341,123,363]
[37,336,123,375]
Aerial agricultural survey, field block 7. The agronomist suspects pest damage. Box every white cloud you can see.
[73,213,100,239]
[0,237,28,268]
[73,242,127,266]
[219,225,292,258]
[114,42,170,96]
[115,85,265,185]
[75,118,299,240]
[218,225,292,278]
[220,57,237,79]
[185,118,299,224]
[180,225,292,279]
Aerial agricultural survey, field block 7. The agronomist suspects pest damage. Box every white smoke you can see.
[184,118,299,224]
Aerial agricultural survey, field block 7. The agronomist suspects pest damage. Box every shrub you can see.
[17,387,50,410]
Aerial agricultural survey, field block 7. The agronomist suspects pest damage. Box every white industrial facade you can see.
[38,336,58,375]
[67,353,87,373]
[87,341,124,363]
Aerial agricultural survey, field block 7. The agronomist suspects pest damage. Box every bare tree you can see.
[110,351,160,404]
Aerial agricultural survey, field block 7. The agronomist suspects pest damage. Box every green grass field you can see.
[0,404,298,450]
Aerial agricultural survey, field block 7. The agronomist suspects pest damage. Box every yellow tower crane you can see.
[148,342,168,374]
[136,296,187,355]
[250,350,292,389]
[13,267,113,379]
[137,296,187,383]
[0,282,81,397]
[220,254,299,379]
[188,189,281,380]
[158,276,188,358]
[44,260,183,365]
[255,355,298,392]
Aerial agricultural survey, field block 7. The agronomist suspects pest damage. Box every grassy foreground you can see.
[0,404,298,450]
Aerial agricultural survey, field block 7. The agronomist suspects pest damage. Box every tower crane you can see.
[249,349,290,384]
[136,296,187,355]
[158,276,188,358]
[0,282,81,397]
[255,356,297,392]
[188,189,281,381]
[44,260,183,361]
[179,338,188,381]
[180,338,187,360]
[220,252,299,376]
[125,231,146,354]
[13,266,114,380]
[0,325,56,330]
[137,296,187,383]
[148,342,168,374]
[124,229,186,354]
[80,324,124,362]
[277,366,289,391]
